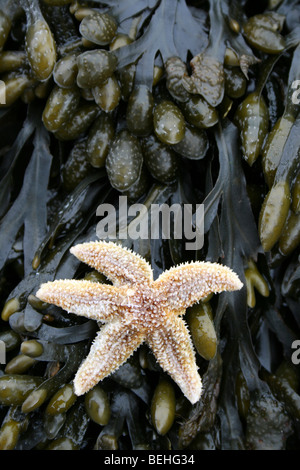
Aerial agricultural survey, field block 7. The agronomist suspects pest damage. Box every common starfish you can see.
[36,241,243,404]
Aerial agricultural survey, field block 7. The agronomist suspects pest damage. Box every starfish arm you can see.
[147,315,202,404]
[36,280,130,322]
[155,262,243,312]
[73,320,145,395]
[70,241,153,286]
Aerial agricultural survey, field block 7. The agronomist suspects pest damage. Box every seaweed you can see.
[110,0,208,89]
[0,0,300,451]
[0,104,52,275]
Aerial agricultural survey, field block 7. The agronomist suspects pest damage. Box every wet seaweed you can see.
[0,0,300,451]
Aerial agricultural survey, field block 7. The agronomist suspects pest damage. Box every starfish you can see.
[36,241,243,404]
